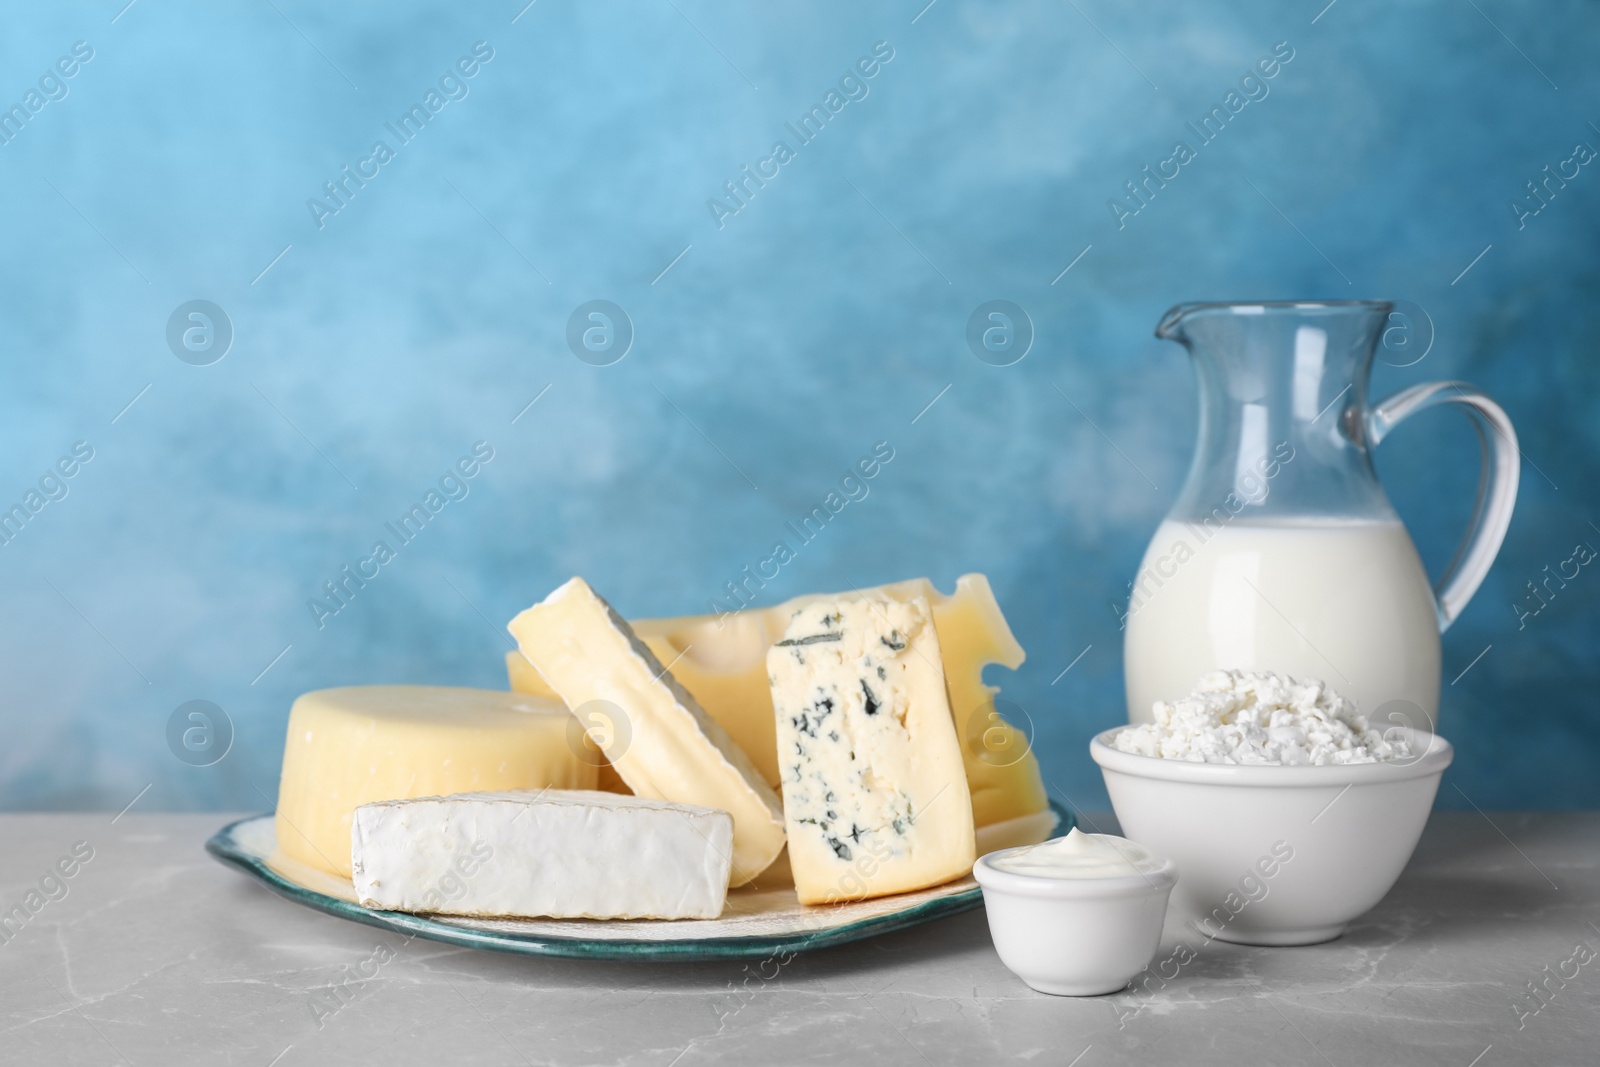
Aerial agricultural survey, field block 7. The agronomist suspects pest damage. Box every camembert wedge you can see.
[767,594,976,904]
[507,578,786,885]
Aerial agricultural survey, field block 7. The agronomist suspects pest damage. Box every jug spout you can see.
[1153,303,1195,343]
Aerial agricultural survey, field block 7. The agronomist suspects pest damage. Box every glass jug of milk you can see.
[1123,301,1519,731]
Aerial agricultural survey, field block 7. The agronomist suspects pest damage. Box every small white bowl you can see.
[973,845,1179,996]
[1090,726,1453,946]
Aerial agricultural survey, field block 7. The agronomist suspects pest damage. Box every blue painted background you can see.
[1,0,1595,813]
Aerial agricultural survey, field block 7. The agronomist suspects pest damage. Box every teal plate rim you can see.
[205,800,1074,962]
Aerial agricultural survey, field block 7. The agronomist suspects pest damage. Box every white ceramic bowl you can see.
[1090,726,1453,946]
[973,846,1179,996]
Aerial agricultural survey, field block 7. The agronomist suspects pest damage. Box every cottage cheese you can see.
[1113,670,1411,766]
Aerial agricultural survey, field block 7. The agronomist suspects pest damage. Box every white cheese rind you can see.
[507,578,786,886]
[768,594,976,904]
[350,790,733,920]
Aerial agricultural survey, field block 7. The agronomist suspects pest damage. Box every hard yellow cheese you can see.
[275,685,596,878]
[768,595,976,903]
[504,574,1048,833]
[507,578,786,886]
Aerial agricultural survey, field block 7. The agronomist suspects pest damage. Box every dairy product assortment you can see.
[1112,668,1414,766]
[272,573,1053,923]
[240,294,1498,984]
[263,568,1436,977]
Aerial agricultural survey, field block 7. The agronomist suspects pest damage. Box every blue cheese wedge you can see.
[508,577,786,885]
[767,594,976,904]
[351,790,733,920]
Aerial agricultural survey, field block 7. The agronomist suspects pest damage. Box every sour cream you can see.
[987,829,1166,880]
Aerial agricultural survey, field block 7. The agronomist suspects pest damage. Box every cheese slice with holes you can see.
[506,574,1049,837]
[768,594,976,904]
[507,578,786,885]
[275,686,596,879]
[351,790,732,919]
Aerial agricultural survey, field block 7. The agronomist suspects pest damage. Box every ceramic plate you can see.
[206,802,1070,961]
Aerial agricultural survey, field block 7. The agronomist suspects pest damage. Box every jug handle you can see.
[1365,381,1520,632]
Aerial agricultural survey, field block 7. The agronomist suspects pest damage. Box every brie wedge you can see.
[351,790,733,920]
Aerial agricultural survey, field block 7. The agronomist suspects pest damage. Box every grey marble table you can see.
[1,811,1595,1066]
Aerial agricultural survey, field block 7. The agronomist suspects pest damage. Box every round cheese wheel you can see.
[275,685,596,878]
